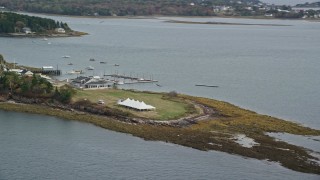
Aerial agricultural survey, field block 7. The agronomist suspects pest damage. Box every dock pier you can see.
[32,70,61,76]
[104,74,158,84]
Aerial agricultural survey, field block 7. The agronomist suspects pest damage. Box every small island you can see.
[166,20,292,26]
[0,55,320,175]
[0,12,87,37]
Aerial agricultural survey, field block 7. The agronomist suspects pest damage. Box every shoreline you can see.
[0,31,88,38]
[165,20,292,26]
[13,11,317,21]
[0,93,319,175]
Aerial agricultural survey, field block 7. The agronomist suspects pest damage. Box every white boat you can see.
[116,81,124,85]
[62,55,71,58]
[67,70,76,75]
[75,70,85,74]
[67,70,83,75]
[86,66,95,70]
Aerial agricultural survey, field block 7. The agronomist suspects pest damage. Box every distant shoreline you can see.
[0,31,88,38]
[13,11,316,21]
[165,20,292,26]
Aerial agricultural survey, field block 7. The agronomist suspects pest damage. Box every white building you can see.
[42,66,54,70]
[21,70,33,76]
[55,28,66,34]
[71,76,112,89]
[84,80,112,89]
[22,27,32,34]
[9,69,23,74]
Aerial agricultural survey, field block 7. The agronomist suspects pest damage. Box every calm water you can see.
[0,14,320,179]
[1,14,319,129]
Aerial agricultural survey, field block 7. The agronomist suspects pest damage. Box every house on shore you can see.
[22,27,32,34]
[21,69,34,76]
[71,76,113,89]
[55,28,66,34]
[84,79,112,89]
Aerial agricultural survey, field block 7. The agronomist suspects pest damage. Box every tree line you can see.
[0,12,71,33]
[0,72,76,103]
[0,0,260,16]
[0,55,75,103]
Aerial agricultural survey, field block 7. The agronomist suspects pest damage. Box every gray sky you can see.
[261,0,317,5]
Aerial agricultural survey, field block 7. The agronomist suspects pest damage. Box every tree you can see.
[168,91,178,97]
[0,72,19,93]
[55,85,76,103]
[0,54,4,63]
[15,21,25,32]
[20,80,31,94]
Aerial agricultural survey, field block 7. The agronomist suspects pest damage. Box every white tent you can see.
[117,98,156,111]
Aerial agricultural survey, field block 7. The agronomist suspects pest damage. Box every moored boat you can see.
[67,70,84,74]
[86,66,95,70]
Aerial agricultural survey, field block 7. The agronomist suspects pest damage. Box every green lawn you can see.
[73,89,192,120]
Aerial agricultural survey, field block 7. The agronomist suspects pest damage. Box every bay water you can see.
[0,14,319,179]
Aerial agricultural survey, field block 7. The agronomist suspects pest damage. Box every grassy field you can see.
[72,89,193,120]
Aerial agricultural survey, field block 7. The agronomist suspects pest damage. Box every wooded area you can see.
[0,12,70,33]
[0,0,260,16]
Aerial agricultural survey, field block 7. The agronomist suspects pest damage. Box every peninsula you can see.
[0,56,319,175]
[0,12,87,37]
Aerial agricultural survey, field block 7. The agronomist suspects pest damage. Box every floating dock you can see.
[105,74,158,83]
[105,74,139,80]
[195,84,219,88]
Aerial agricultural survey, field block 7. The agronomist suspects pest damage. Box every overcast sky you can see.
[261,0,317,5]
